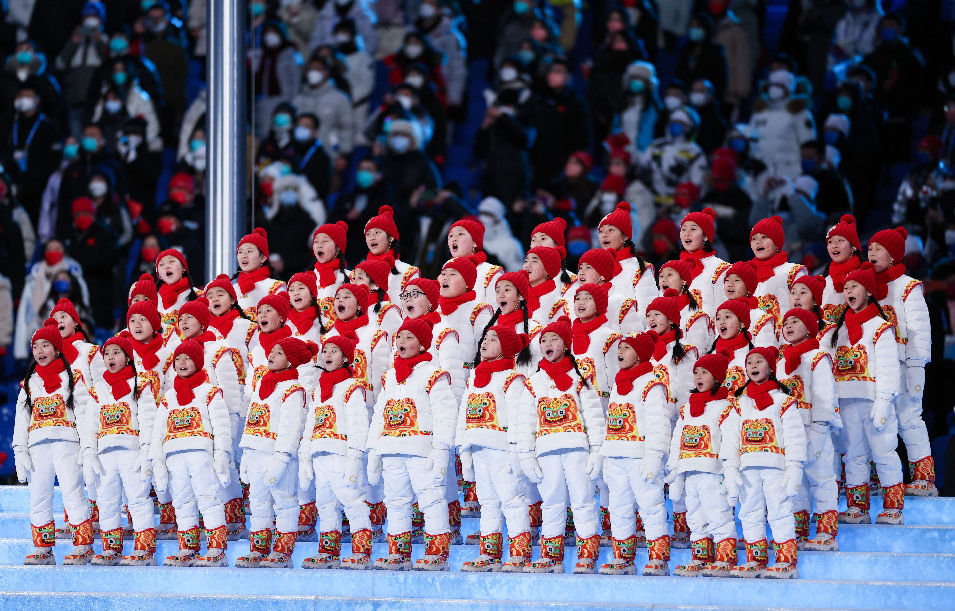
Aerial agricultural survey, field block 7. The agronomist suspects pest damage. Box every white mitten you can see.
[153,460,169,494]
[343,449,363,485]
[213,450,232,488]
[14,449,32,484]
[586,451,603,480]
[520,452,543,484]
[641,452,663,482]
[459,448,474,482]
[906,365,925,397]
[299,455,314,490]
[785,462,803,498]
[265,452,290,485]
[722,467,740,506]
[871,398,892,431]
[428,446,450,486]
[82,450,103,485]
[366,451,383,486]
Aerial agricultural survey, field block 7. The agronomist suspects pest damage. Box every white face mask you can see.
[418,3,437,18]
[293,125,312,142]
[500,66,518,82]
[768,84,787,101]
[333,32,351,45]
[190,152,207,171]
[105,100,123,114]
[663,95,682,111]
[307,70,325,86]
[264,32,282,48]
[89,180,108,197]
[16,68,29,82]
[406,74,425,89]
[688,91,708,107]
[404,43,423,59]
[14,96,36,113]
[83,16,101,30]
[396,94,413,110]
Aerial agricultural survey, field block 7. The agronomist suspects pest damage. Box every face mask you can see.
[16,50,33,65]
[689,91,708,107]
[147,18,167,33]
[663,95,682,111]
[16,68,28,81]
[63,143,79,159]
[190,153,206,171]
[142,0,157,9]
[404,43,423,59]
[767,84,786,101]
[728,137,747,153]
[83,16,101,30]
[14,97,36,113]
[141,246,159,262]
[652,238,670,256]
[307,70,325,85]
[880,27,897,43]
[837,94,852,112]
[333,32,351,45]
[396,94,413,110]
[190,139,205,152]
[823,129,840,145]
[105,100,123,115]
[514,1,529,14]
[52,279,72,293]
[82,136,99,152]
[75,215,94,231]
[113,71,127,86]
[157,218,176,235]
[110,38,129,55]
[668,122,685,139]
[688,27,705,42]
[279,189,299,206]
[629,79,646,94]
[264,32,282,48]
[250,2,264,16]
[44,251,64,266]
[89,180,108,197]
[801,158,816,173]
[418,3,437,18]
[356,169,375,188]
[273,113,292,129]
[293,125,312,142]
[406,74,425,89]
[390,135,411,153]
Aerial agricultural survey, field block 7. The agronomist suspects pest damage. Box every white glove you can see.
[520,452,543,484]
[641,452,663,482]
[722,467,740,506]
[343,450,363,485]
[239,455,250,484]
[153,460,169,494]
[785,462,803,498]
[871,397,892,431]
[906,365,925,397]
[14,449,32,484]
[265,452,290,485]
[459,448,474,482]
[213,450,232,488]
[83,450,103,485]
[138,448,151,477]
[668,472,685,502]
[366,451,382,486]
[299,454,314,490]
[586,450,603,480]
[427,447,450,486]
[508,446,523,478]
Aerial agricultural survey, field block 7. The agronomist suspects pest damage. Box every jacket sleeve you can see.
[719,400,741,468]
[274,386,306,456]
[602,334,621,396]
[874,325,902,401]
[213,347,244,418]
[809,352,841,428]
[207,388,234,455]
[901,281,931,365]
[781,397,807,464]
[454,376,470,448]
[149,399,168,462]
[136,383,158,452]
[665,408,684,472]
[345,383,369,453]
[643,384,671,456]
[12,386,29,452]
[752,314,777,347]
[366,379,386,452]
[438,329,466,403]
[428,371,457,449]
[515,378,539,454]
[684,313,712,357]
[579,385,606,449]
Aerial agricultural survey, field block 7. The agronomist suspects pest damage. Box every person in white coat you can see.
[749,70,815,180]
[478,196,525,272]
[234,228,288,318]
[748,215,807,330]
[447,218,504,307]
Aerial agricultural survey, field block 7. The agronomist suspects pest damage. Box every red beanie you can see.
[103,334,134,360]
[398,317,434,350]
[127,300,161,331]
[746,345,779,366]
[496,271,530,302]
[845,261,877,296]
[289,271,317,297]
[599,201,633,240]
[174,339,205,370]
[356,260,391,291]
[576,282,609,315]
[541,315,573,349]
[337,283,370,312]
[711,156,737,182]
[169,172,196,193]
[179,297,211,329]
[205,274,237,302]
[661,259,694,285]
[694,353,729,385]
[156,248,188,273]
[528,246,562,279]
[826,214,861,252]
[238,227,270,257]
[783,307,819,338]
[449,217,485,251]
[277,336,319,367]
[442,257,477,290]
[792,275,824,307]
[406,277,439,309]
[257,293,291,321]
[725,261,757,296]
[681,207,717,242]
[869,226,907,263]
[579,248,620,281]
[323,333,357,363]
[365,204,400,240]
[51,298,81,324]
[571,150,595,171]
[646,294,682,326]
[717,298,751,329]
[620,331,655,363]
[32,318,63,353]
[312,221,349,254]
[129,273,158,304]
[489,324,530,359]
[750,215,785,250]
[532,217,568,257]
[600,173,627,196]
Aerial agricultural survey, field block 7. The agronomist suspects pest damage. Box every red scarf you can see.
[191,330,218,345]
[689,386,728,417]
[132,333,163,370]
[420,311,441,326]
[715,332,748,360]
[439,290,475,316]
[333,313,368,339]
[613,247,633,263]
[784,338,819,375]
[845,302,879,345]
[258,325,292,358]
[61,332,84,364]
[209,309,240,337]
[174,372,205,404]
[497,308,525,330]
[314,259,341,288]
[751,251,789,283]
[528,278,555,316]
[104,365,135,398]
[746,380,778,410]
[474,357,514,388]
[366,251,396,270]
[674,290,691,311]
[615,361,652,395]
[259,366,298,400]
[742,295,759,310]
[237,267,270,295]
[467,251,487,266]
[158,277,191,309]
[394,352,432,384]
[540,356,574,391]
[875,263,906,301]
[652,330,677,361]
[288,305,319,335]
[35,358,66,393]
[828,257,861,293]
[572,314,607,353]
[680,250,712,282]
[319,367,352,402]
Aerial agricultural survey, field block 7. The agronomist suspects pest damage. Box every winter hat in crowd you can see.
[312,221,348,254]
[750,215,785,249]
[337,283,370,312]
[128,273,158,304]
[646,293,682,326]
[768,70,795,94]
[51,298,81,324]
[276,337,319,368]
[156,248,189,273]
[791,275,825,307]
[71,196,96,218]
[398,317,434,350]
[238,227,269,257]
[365,205,400,240]
[532,217,568,257]
[205,274,237,301]
[869,226,908,263]
[356,260,391,291]
[600,173,627,195]
[257,293,291,321]
[845,262,878,296]
[826,214,861,252]
[669,107,698,130]
[127,299,161,331]
[794,175,819,201]
[442,257,478,290]
[570,150,595,172]
[576,282,609,315]
[725,261,757,296]
[489,324,530,359]
[103,334,134,361]
[681,207,717,242]
[405,277,439,308]
[695,353,729,385]
[496,271,531,301]
[717,298,751,328]
[179,297,211,329]
[711,156,737,188]
[579,248,620,281]
[824,114,851,138]
[541,315,573,349]
[288,271,317,297]
[174,339,205,370]
[746,345,779,366]
[783,307,819,338]
[599,201,633,239]
[620,331,655,363]
[527,246,562,279]
[323,333,357,363]
[449,217,485,251]
[32,318,63,353]
[660,260,694,285]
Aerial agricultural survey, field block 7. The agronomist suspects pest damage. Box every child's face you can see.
[32,339,57,366]
[617,342,638,369]
[257,305,284,333]
[447,226,476,257]
[438,268,467,298]
[395,330,423,357]
[574,291,598,321]
[400,286,431,318]
[843,279,870,312]
[312,233,337,263]
[103,344,129,373]
[268,345,289,371]
[693,367,717,393]
[175,354,198,377]
[646,310,670,334]
[658,267,684,292]
[157,256,185,284]
[205,287,233,316]
[288,281,312,312]
[723,273,748,299]
[789,283,815,310]
[129,293,150,305]
[750,233,777,260]
[365,228,391,256]
[745,353,771,383]
[237,243,266,272]
[680,221,706,252]
[827,235,853,264]
[52,311,77,338]
[128,313,155,341]
[523,254,547,285]
[334,290,359,320]
[178,313,202,338]
[480,330,503,360]
[496,281,523,315]
[598,224,626,250]
[539,332,566,362]
[576,262,603,285]
[716,309,742,339]
[322,343,347,370]
[781,315,810,344]
[530,232,558,249]
[352,268,377,291]
[867,242,893,272]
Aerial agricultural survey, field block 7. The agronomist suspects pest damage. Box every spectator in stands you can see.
[309,0,378,57]
[641,107,707,204]
[64,195,118,328]
[478,196,525,271]
[331,19,374,131]
[688,78,727,155]
[253,20,303,139]
[256,102,298,167]
[830,0,882,66]
[290,113,333,201]
[54,1,108,135]
[85,169,132,250]
[528,57,591,185]
[618,61,660,157]
[291,55,357,163]
[5,81,59,225]
[749,69,816,181]
[414,0,468,112]
[700,154,752,262]
[0,41,64,129]
[329,157,389,266]
[277,0,320,54]
[263,176,321,280]
[589,25,645,142]
[799,138,853,217]
[475,88,533,207]
[154,201,204,283]
[380,119,441,253]
[139,1,189,125]
[91,59,163,151]
[118,117,163,219]
[56,123,124,238]
[674,13,728,103]
[710,0,751,112]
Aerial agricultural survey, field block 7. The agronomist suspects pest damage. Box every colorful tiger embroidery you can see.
[465,392,505,431]
[537,394,585,436]
[740,418,782,455]
[679,425,715,459]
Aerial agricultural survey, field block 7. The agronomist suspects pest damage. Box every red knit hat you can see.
[527,246,562,279]
[869,226,907,263]
[661,259,694,285]
[599,201,633,239]
[179,297,211,329]
[257,293,291,321]
[204,274,237,301]
[694,353,729,385]
[356,260,391,291]
[323,333,357,363]
[746,346,779,366]
[238,227,269,257]
[169,172,196,193]
[600,173,627,196]
[579,248,620,281]
[32,318,63,353]
[717,298,751,329]
[312,221,348,254]
[398,317,434,350]
[288,271,317,297]
[646,294,681,326]
[532,217,568,258]
[711,156,737,182]
[449,217,485,251]
[845,261,877,296]
[488,324,530,359]
[826,214,861,252]
[725,261,757,296]
[496,271,530,301]
[127,300,161,331]
[337,283,370,312]
[128,273,158,304]
[681,207,717,242]
[576,283,609,315]
[174,339,205,370]
[620,332,655,363]
[103,335,134,360]
[51,298,81,324]
[783,307,819,338]
[365,204,400,240]
[406,277,439,309]
[540,315,573,349]
[156,248,188,273]
[750,215,785,249]
[442,257,477,290]
[792,274,824,307]
[570,150,594,171]
[276,337,319,367]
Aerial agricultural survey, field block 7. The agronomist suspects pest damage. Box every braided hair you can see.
[829,296,887,349]
[22,353,75,414]
[474,300,532,367]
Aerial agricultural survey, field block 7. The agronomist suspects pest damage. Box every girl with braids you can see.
[205,274,258,368]
[438,257,494,373]
[820,215,863,325]
[529,217,576,292]
[154,249,200,335]
[363,205,420,304]
[86,336,158,566]
[516,317,606,574]
[789,275,829,341]
[571,283,620,399]
[524,247,571,323]
[233,228,287,319]
[480,272,541,376]
[287,272,326,343]
[573,248,642,333]
[722,261,777,347]
[748,216,808,330]
[597,201,658,312]
[646,293,699,413]
[678,207,730,319]
[447,218,503,307]
[777,308,841,552]
[831,263,905,525]
[658,261,713,352]
[311,222,350,329]
[712,299,757,395]
[724,346,806,579]
[353,259,403,339]
[14,319,95,566]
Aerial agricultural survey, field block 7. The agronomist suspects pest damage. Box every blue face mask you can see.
[629,79,646,94]
[189,139,205,152]
[273,113,292,128]
[110,38,129,55]
[81,136,99,152]
[63,143,79,159]
[52,279,71,293]
[356,169,375,189]
[250,2,264,17]
[728,137,747,153]
[16,50,33,65]
[517,49,535,65]
[279,190,299,206]
[801,158,816,173]
[836,94,852,112]
[513,1,529,15]
[823,130,840,145]
[688,27,705,42]
[113,72,127,86]
[390,135,411,153]
[880,27,897,43]
[141,0,156,10]
[668,122,685,139]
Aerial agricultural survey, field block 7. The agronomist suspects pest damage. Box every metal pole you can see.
[205,0,247,282]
